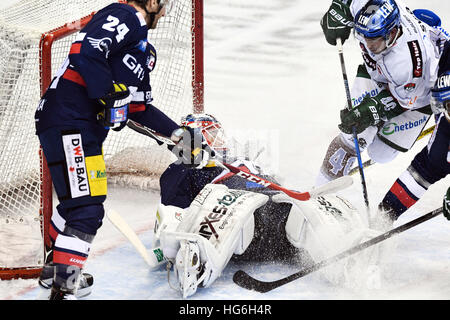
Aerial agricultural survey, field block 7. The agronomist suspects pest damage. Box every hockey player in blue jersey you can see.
[34,0,208,300]
[378,41,450,224]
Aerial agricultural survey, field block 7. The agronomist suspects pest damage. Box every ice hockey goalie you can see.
[153,181,382,298]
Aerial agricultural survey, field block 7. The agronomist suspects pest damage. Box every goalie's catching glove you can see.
[339,90,404,134]
[444,187,450,221]
[97,83,132,131]
[170,126,215,169]
[320,0,354,46]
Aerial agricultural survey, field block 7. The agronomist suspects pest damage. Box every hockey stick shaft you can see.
[220,162,352,201]
[126,120,353,201]
[106,209,165,269]
[233,206,443,293]
[337,38,371,213]
[349,124,436,176]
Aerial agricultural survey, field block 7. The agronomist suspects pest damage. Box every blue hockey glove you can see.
[97,83,131,130]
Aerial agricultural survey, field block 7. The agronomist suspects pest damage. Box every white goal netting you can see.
[0,0,199,276]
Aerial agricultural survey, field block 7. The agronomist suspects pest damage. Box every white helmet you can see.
[173,240,209,298]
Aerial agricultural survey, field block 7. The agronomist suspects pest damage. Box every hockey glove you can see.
[339,90,404,134]
[320,0,354,46]
[171,126,215,169]
[444,187,450,221]
[97,83,132,131]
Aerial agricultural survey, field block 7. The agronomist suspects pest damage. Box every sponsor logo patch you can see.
[87,37,112,56]
[198,190,245,240]
[62,133,90,198]
[404,83,416,92]
[86,154,107,197]
[381,116,428,135]
[407,40,423,78]
[436,74,450,89]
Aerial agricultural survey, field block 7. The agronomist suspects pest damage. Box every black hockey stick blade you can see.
[233,207,443,293]
[233,269,311,293]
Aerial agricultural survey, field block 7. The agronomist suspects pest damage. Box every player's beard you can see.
[147,6,165,29]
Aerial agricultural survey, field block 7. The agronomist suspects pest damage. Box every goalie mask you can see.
[173,240,210,298]
[181,113,228,158]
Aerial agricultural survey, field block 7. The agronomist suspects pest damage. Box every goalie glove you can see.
[444,187,450,221]
[320,0,354,46]
[339,90,404,134]
[97,83,132,130]
[170,126,215,169]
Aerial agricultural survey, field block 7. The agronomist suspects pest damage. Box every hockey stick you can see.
[337,38,371,214]
[127,119,176,146]
[233,206,443,293]
[348,124,436,176]
[127,120,353,201]
[106,209,165,270]
[220,162,353,201]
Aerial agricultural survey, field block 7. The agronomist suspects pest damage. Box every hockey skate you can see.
[370,202,396,232]
[48,284,77,300]
[37,264,94,299]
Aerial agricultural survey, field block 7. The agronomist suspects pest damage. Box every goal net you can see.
[0,0,203,280]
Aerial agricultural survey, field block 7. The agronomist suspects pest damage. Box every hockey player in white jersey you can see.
[317,0,448,185]
[151,114,382,299]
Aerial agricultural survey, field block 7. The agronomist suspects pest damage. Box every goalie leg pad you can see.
[161,184,268,298]
[153,202,186,249]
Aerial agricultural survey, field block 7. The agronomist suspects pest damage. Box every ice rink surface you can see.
[0,0,449,302]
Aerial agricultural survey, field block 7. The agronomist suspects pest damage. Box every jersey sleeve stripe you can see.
[129,103,146,113]
[69,43,82,55]
[62,69,87,87]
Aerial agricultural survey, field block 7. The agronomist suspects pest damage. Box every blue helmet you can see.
[354,0,401,39]
[431,71,450,120]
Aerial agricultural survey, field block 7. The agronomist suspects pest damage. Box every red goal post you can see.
[0,0,204,280]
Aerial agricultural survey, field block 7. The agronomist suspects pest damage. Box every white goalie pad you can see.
[274,193,383,285]
[160,184,269,290]
[152,202,186,249]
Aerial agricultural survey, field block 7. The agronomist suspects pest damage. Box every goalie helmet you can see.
[431,71,450,121]
[354,0,401,53]
[173,240,210,298]
[181,113,228,154]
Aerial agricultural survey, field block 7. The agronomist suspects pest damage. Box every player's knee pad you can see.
[318,134,363,182]
[49,202,104,244]
[367,136,399,164]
